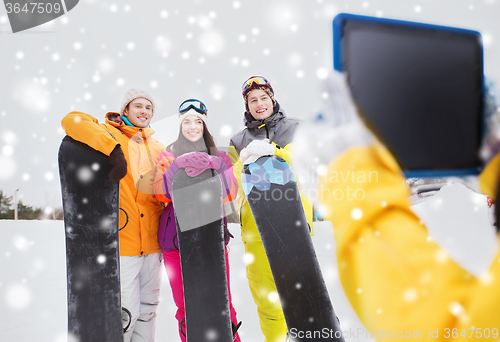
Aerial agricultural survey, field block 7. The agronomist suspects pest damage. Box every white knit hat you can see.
[120,89,155,115]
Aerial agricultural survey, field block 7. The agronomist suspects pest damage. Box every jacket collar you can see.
[244,102,286,129]
[105,112,156,138]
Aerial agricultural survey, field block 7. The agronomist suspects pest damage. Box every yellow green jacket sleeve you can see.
[319,142,500,338]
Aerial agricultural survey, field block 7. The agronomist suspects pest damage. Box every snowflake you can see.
[100,217,113,229]
[6,284,32,310]
[403,288,418,302]
[96,254,106,264]
[197,15,212,30]
[316,68,328,80]
[351,208,363,220]
[205,329,218,341]
[219,125,233,137]
[0,156,16,180]
[267,291,279,303]
[289,53,301,66]
[243,253,254,265]
[2,145,14,157]
[155,36,171,54]
[98,57,114,72]
[199,31,225,55]
[13,235,30,251]
[482,33,493,48]
[210,83,225,101]
[77,166,93,183]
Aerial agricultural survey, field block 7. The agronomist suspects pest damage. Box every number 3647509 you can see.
[5,2,62,14]
[444,328,498,339]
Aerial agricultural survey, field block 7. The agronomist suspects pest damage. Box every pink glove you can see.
[176,152,222,177]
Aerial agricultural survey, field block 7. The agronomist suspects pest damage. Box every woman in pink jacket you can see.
[153,99,241,341]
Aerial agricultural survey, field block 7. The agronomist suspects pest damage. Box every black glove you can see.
[232,321,242,339]
[109,145,127,182]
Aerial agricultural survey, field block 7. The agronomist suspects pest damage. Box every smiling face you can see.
[123,98,153,128]
[247,88,274,121]
[181,114,204,142]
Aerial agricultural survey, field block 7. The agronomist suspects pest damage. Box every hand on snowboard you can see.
[108,145,128,182]
[240,139,275,165]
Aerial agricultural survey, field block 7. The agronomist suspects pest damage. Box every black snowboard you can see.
[58,136,123,341]
[172,168,233,342]
[242,155,344,341]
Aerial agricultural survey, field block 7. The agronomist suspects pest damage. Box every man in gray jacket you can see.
[228,76,313,342]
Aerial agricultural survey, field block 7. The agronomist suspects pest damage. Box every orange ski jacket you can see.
[61,111,165,256]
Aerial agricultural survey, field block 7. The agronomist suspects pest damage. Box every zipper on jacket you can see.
[258,122,270,140]
[163,216,171,244]
[239,199,245,227]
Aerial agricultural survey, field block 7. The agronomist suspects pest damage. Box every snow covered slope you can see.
[0,185,495,341]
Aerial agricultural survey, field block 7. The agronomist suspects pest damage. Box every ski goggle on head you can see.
[241,76,273,96]
[178,99,208,115]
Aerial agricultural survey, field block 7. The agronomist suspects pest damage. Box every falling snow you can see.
[6,284,32,310]
[77,166,93,183]
[351,208,363,220]
[1,1,500,340]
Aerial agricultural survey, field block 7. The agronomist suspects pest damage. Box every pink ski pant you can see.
[163,248,241,342]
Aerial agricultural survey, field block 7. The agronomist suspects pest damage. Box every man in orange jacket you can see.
[61,89,166,342]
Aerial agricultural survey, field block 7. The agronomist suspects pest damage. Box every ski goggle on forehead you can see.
[178,99,208,115]
[242,76,271,95]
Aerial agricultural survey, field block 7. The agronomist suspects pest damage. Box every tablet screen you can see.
[336,16,483,175]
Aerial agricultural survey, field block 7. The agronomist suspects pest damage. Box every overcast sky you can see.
[0,0,499,209]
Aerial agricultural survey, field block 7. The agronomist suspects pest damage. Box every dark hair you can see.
[167,120,218,158]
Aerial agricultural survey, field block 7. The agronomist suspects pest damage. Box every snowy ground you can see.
[0,219,362,342]
[0,183,496,341]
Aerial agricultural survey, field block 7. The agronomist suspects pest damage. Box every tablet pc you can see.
[333,13,484,178]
